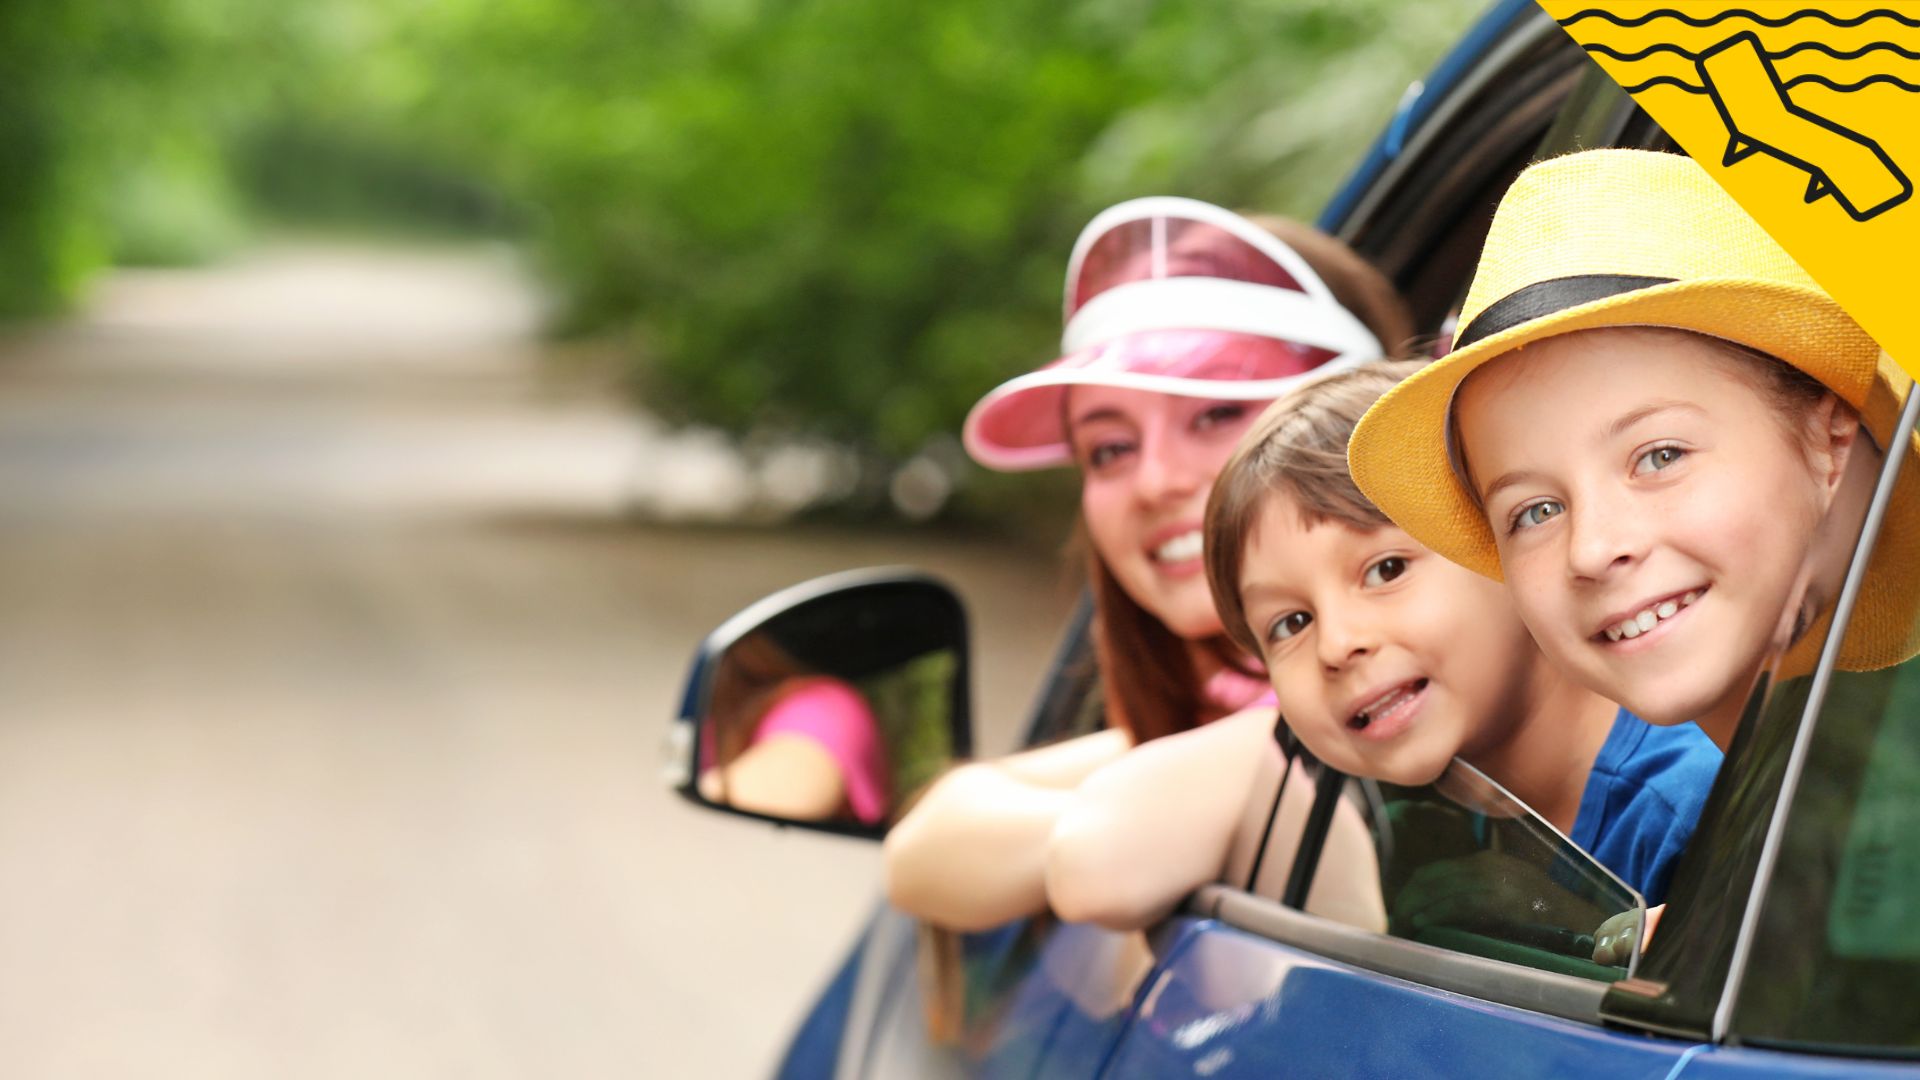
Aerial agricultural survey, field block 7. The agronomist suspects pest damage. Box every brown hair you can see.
[707,631,812,768]
[1084,220,1413,743]
[1204,360,1427,660]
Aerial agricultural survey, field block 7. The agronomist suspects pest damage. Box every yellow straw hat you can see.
[1347,148,1920,670]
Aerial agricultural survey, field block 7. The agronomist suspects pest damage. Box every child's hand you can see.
[1591,903,1665,966]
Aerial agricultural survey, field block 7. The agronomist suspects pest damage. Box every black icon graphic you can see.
[1561,8,1917,222]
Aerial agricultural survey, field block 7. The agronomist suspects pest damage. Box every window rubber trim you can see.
[1189,884,1612,1025]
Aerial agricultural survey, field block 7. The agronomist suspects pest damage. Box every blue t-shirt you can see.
[1569,709,1722,906]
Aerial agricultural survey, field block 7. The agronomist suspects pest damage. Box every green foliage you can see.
[0,0,1488,466]
[392,0,1490,456]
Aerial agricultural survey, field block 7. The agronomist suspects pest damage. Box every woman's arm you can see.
[883,729,1131,931]
[698,734,848,822]
[1045,708,1282,930]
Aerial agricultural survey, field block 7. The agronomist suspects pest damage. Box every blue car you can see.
[670,2,1920,1075]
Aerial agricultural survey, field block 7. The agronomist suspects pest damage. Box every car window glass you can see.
[1367,760,1641,982]
[1733,573,1920,1054]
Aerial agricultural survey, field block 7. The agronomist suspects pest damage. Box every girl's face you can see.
[1455,328,1841,729]
[1069,384,1265,639]
[1238,492,1543,785]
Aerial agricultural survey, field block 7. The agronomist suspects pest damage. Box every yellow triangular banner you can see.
[1540,0,1920,379]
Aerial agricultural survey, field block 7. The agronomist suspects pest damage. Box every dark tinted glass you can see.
[1369,760,1641,982]
[1733,654,1920,1055]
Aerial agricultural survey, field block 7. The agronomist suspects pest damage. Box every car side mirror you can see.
[665,568,972,840]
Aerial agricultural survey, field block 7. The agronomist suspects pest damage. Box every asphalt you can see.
[0,243,1076,1078]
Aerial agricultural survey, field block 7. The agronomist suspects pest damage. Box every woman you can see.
[699,630,890,826]
[882,197,1411,931]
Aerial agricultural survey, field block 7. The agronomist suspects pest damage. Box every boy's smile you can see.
[1342,677,1430,740]
[1455,328,1841,739]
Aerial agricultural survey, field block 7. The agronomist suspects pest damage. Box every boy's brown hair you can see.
[1204,359,1426,658]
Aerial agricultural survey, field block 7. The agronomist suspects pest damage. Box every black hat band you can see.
[1454,274,1678,350]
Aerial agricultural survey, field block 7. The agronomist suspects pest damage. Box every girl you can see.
[1347,149,1920,752]
[1201,362,1719,908]
[883,197,1411,931]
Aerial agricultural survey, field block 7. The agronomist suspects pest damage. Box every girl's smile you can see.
[1594,586,1705,646]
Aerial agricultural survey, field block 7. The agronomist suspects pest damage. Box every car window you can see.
[1231,748,1640,984]
[1366,761,1641,982]
[1604,384,1920,1048]
[1728,650,1920,1055]
[1722,387,1920,1056]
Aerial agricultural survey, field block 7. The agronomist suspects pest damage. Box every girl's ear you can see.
[1803,392,1862,508]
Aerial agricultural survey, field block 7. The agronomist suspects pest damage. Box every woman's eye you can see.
[1083,441,1133,470]
[1266,610,1312,643]
[1633,445,1687,475]
[1363,556,1408,586]
[1510,499,1565,532]
[1193,403,1248,432]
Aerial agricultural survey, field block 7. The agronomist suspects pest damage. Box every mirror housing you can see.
[666,568,972,840]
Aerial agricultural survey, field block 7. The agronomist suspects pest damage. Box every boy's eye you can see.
[1363,556,1408,587]
[1192,403,1248,432]
[1266,610,1312,643]
[1510,499,1565,532]
[1633,444,1687,475]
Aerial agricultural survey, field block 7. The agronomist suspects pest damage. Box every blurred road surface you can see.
[0,244,1076,1078]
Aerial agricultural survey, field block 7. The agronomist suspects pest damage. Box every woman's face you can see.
[1069,383,1265,639]
[1455,328,1841,728]
[1239,493,1542,785]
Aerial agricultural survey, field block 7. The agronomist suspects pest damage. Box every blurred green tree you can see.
[1,0,1484,470]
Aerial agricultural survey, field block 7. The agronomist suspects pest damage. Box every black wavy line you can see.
[1584,41,1920,62]
[1561,7,1920,29]
[1782,72,1920,92]
[1620,76,1709,94]
[1770,41,1920,61]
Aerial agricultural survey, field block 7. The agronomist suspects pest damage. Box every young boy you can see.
[1202,361,1721,908]
[1347,149,1920,751]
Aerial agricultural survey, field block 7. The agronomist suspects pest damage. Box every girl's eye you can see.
[1510,499,1565,533]
[1633,445,1687,475]
[1266,610,1313,643]
[1363,555,1408,587]
[1193,403,1248,432]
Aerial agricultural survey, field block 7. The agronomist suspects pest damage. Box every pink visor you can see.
[964,197,1384,472]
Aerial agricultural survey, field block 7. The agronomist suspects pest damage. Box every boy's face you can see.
[1454,328,1830,728]
[1238,493,1543,785]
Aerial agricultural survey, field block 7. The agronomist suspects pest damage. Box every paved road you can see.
[0,245,1076,1078]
